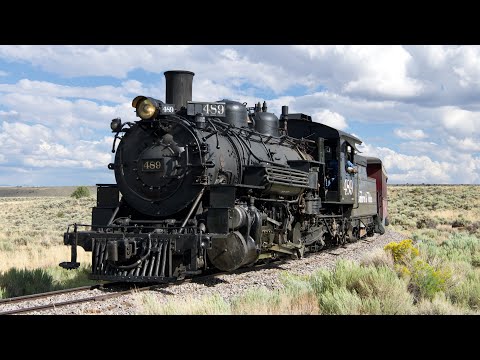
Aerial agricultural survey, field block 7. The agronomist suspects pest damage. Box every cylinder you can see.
[207,231,258,271]
[164,70,195,111]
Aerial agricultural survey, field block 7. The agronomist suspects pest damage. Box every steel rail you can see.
[0,236,376,315]
[0,284,107,305]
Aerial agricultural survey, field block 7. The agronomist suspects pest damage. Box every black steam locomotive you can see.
[61,70,388,282]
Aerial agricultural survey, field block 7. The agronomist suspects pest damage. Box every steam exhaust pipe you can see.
[164,70,195,111]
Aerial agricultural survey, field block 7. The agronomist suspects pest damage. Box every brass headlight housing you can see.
[132,96,160,120]
[138,99,156,119]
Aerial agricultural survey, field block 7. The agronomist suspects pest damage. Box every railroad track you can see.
[0,239,371,315]
[0,268,268,315]
[0,261,287,315]
[0,282,160,315]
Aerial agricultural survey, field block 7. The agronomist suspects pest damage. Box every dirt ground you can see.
[0,186,97,197]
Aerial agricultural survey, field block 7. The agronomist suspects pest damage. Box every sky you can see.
[0,45,479,186]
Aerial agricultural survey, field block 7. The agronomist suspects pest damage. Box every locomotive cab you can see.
[324,139,359,203]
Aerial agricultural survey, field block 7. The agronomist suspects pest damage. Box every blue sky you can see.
[0,45,479,185]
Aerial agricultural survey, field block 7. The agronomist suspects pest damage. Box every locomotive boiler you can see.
[61,70,388,282]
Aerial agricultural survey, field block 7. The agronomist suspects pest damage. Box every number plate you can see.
[343,179,354,195]
[142,159,162,172]
[159,104,175,114]
[187,102,226,117]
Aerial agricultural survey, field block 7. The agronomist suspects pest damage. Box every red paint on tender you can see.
[366,162,388,222]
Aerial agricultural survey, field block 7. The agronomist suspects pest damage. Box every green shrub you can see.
[446,271,480,310]
[409,258,451,300]
[0,242,13,252]
[0,265,95,299]
[309,260,414,314]
[45,265,94,289]
[232,287,282,314]
[417,233,480,265]
[0,268,55,297]
[280,272,314,298]
[416,217,438,229]
[416,293,466,315]
[472,254,480,267]
[317,287,364,314]
[412,229,444,243]
[71,186,90,199]
[466,222,480,235]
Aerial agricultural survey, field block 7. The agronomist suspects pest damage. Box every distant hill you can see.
[0,186,97,197]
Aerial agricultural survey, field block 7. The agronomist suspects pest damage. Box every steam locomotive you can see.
[61,70,388,282]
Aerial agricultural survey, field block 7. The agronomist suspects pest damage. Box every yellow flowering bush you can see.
[384,239,452,300]
[384,239,419,264]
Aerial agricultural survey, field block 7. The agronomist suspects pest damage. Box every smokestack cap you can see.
[164,70,195,76]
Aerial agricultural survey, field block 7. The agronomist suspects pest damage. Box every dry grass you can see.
[388,185,480,242]
[232,286,319,315]
[416,293,468,315]
[0,196,94,272]
[136,234,480,315]
[138,293,231,315]
[360,248,395,270]
[137,287,319,315]
[0,195,96,297]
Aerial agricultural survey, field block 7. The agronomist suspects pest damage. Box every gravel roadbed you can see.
[16,229,405,315]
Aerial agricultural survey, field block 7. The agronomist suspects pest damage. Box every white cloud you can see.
[2,45,480,184]
[0,121,54,156]
[294,45,424,99]
[446,136,480,153]
[0,92,135,129]
[441,106,480,136]
[398,141,438,156]
[1,45,480,107]
[0,45,193,78]
[0,121,113,170]
[360,142,480,184]
[451,46,480,87]
[0,79,144,103]
[0,110,20,119]
[312,109,348,130]
[0,70,7,76]
[0,46,297,94]
[394,128,428,140]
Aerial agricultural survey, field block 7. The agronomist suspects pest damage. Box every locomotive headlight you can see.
[132,96,159,120]
[138,99,156,119]
[110,118,122,131]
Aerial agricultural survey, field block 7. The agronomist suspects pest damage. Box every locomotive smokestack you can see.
[164,70,195,111]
